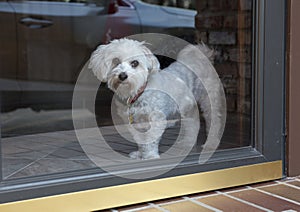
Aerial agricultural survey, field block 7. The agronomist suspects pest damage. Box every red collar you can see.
[126,83,147,105]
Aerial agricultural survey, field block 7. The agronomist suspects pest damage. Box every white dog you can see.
[89,38,225,160]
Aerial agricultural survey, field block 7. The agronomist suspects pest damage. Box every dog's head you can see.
[89,38,160,100]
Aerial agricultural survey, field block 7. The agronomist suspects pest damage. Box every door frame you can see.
[0,0,286,209]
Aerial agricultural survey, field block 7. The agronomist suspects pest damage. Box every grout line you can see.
[183,197,223,212]
[283,177,298,181]
[253,182,279,189]
[275,181,300,190]
[217,191,273,212]
[274,179,294,183]
[148,203,170,212]
[3,147,60,179]
[247,186,300,206]
[295,178,300,182]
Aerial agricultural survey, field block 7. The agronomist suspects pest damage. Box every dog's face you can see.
[89,39,160,100]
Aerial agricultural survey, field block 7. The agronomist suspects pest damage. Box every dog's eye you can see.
[130,60,139,68]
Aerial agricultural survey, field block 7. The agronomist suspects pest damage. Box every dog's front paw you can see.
[129,151,142,159]
[129,151,160,160]
[143,154,160,160]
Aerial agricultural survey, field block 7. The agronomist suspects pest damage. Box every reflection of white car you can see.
[1,0,196,83]
[107,0,196,42]
[0,0,196,111]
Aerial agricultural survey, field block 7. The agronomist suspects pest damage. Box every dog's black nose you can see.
[118,72,128,81]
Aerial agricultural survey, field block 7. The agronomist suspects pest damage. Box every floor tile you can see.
[4,140,58,153]
[45,147,85,159]
[133,208,161,212]
[259,184,300,203]
[1,142,31,155]
[287,181,300,187]
[161,200,213,212]
[230,189,300,211]
[3,149,51,160]
[7,158,96,179]
[198,194,266,211]
[2,157,34,179]
[41,131,77,141]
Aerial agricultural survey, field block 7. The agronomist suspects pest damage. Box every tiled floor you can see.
[1,110,251,179]
[108,177,300,212]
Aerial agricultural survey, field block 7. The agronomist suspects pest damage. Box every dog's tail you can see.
[197,42,215,64]
[177,42,215,65]
[177,42,227,161]
[176,43,217,80]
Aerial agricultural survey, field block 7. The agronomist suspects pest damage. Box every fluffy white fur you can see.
[89,38,225,160]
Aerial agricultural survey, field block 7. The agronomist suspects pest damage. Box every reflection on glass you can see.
[1,0,253,179]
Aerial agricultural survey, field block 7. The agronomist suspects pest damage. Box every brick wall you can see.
[195,0,253,114]
[142,0,252,114]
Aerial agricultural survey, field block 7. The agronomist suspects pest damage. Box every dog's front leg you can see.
[129,111,167,160]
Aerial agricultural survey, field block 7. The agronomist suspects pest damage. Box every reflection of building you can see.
[194,0,252,152]
[145,0,252,114]
[196,0,252,115]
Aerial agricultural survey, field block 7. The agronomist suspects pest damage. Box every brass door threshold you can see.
[0,161,282,212]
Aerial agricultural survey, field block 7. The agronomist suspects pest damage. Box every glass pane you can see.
[1,0,253,180]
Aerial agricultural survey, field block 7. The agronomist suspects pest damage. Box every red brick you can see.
[222,0,239,11]
[208,0,223,11]
[215,63,238,77]
[195,13,224,29]
[224,14,237,28]
[209,31,236,45]
[195,0,208,11]
[225,95,237,112]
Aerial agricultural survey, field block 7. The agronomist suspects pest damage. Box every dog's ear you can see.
[89,44,109,82]
[140,44,160,73]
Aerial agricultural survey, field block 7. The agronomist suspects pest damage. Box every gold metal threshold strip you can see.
[0,161,282,212]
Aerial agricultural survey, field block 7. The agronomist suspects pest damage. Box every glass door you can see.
[0,0,285,210]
